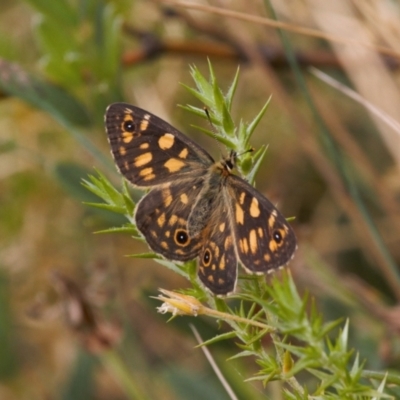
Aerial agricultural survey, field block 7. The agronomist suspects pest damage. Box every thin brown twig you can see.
[121,23,342,68]
[161,0,400,60]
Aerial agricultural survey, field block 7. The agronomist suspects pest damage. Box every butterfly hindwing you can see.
[105,103,214,187]
[135,179,205,261]
[227,175,297,274]
[197,200,238,295]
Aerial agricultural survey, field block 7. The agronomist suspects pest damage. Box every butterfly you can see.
[105,103,297,295]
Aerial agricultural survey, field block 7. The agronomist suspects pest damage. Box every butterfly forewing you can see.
[226,175,297,273]
[105,103,214,187]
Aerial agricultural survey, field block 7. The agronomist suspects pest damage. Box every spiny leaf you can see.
[245,97,271,145]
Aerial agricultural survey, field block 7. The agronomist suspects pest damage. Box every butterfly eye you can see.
[123,120,135,132]
[203,249,212,266]
[273,230,283,244]
[175,229,190,246]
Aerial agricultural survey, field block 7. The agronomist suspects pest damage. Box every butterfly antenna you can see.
[203,107,225,157]
[238,147,255,157]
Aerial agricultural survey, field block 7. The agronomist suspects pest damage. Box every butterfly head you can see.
[224,150,237,171]
[222,147,254,174]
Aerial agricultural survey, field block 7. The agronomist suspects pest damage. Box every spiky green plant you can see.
[84,62,393,399]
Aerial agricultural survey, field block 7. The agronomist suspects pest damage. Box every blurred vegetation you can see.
[1,0,400,399]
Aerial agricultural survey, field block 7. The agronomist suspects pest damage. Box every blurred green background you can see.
[1,0,400,398]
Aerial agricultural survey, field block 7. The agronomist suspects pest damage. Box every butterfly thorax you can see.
[186,151,237,238]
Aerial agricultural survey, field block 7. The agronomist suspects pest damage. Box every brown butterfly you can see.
[105,103,296,295]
